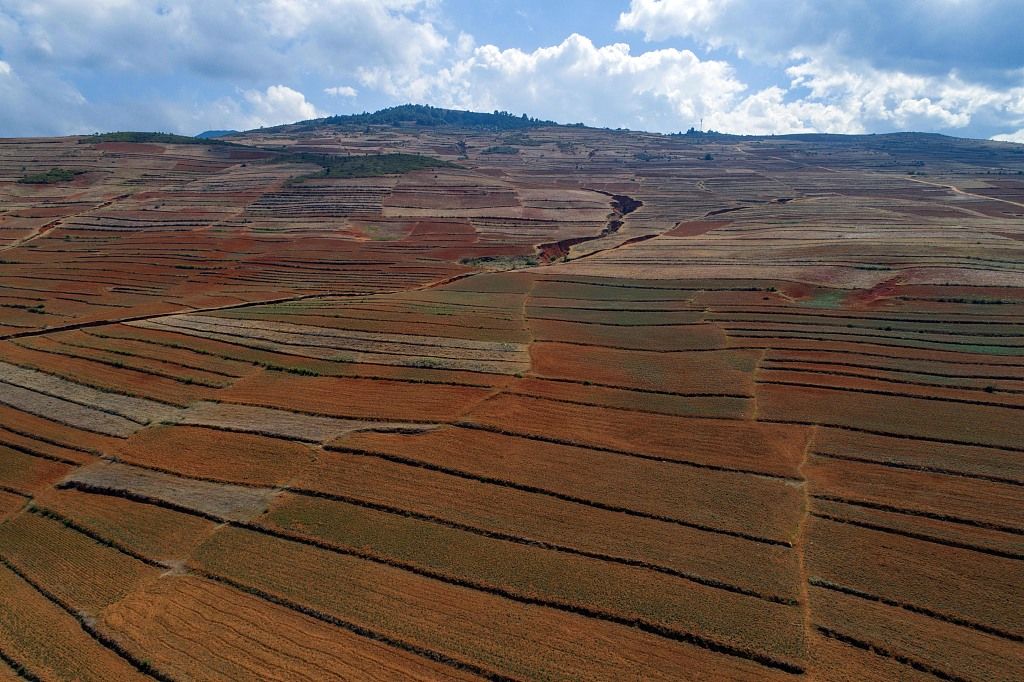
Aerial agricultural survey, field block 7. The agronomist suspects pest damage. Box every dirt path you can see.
[0,192,133,253]
[903,176,1024,210]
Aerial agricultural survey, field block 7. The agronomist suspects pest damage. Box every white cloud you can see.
[993,129,1024,143]
[785,56,1024,131]
[387,33,748,131]
[0,0,1021,138]
[617,0,1024,80]
[216,85,324,129]
[617,0,724,45]
[0,0,446,135]
[325,85,358,97]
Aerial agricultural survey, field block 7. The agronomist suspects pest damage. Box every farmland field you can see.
[1,115,1023,680]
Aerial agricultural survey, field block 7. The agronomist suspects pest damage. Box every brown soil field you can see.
[100,575,483,681]
[217,372,498,421]
[111,425,316,485]
[336,426,804,543]
[506,375,753,418]
[464,393,810,478]
[193,525,797,679]
[0,512,159,615]
[806,516,1023,639]
[292,448,801,601]
[0,562,150,682]
[2,124,1022,679]
[0,445,73,495]
[35,487,216,562]
[261,492,806,664]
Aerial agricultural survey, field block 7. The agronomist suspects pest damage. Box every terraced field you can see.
[1,121,1022,680]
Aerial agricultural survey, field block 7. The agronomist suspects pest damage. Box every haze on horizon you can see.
[0,0,1022,141]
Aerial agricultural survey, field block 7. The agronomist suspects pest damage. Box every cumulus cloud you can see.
[209,85,325,130]
[0,0,1021,138]
[617,0,1024,81]
[992,129,1024,144]
[0,0,446,135]
[325,85,358,97]
[386,33,747,131]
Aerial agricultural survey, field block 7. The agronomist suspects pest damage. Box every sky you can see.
[1,0,1023,141]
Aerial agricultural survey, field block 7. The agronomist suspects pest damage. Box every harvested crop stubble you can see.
[81,329,256,377]
[0,512,158,615]
[0,382,141,437]
[34,487,216,561]
[805,630,936,682]
[2,339,218,406]
[0,491,26,522]
[0,360,179,425]
[263,493,806,663]
[529,318,727,351]
[812,427,1024,483]
[525,305,704,325]
[0,445,72,495]
[0,424,97,465]
[464,393,809,478]
[805,455,1023,531]
[291,449,801,601]
[168,401,433,443]
[99,575,481,681]
[193,526,795,680]
[756,383,1024,450]
[217,372,497,422]
[760,366,1024,409]
[0,404,120,455]
[529,343,759,395]
[146,314,531,373]
[111,425,316,486]
[0,562,149,682]
[811,497,1024,558]
[808,585,1024,681]
[806,516,1024,639]
[337,427,803,543]
[530,279,699,301]
[229,307,533,344]
[64,461,276,522]
[508,375,752,418]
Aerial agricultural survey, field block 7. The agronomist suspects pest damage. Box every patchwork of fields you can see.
[1,124,1022,680]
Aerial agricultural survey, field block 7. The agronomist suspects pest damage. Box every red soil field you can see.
[529,342,760,395]
[757,382,1024,450]
[2,123,1022,680]
[464,393,810,478]
[0,562,149,682]
[110,425,316,486]
[506,375,753,418]
[665,219,732,237]
[100,575,482,682]
[217,371,497,421]
[292,448,801,601]
[34,487,217,562]
[337,426,804,543]
[804,454,1023,532]
[0,446,72,496]
[262,492,806,665]
[193,525,796,680]
[0,512,159,615]
[806,516,1023,639]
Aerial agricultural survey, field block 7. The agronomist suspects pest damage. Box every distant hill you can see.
[295,104,560,132]
[196,130,240,139]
